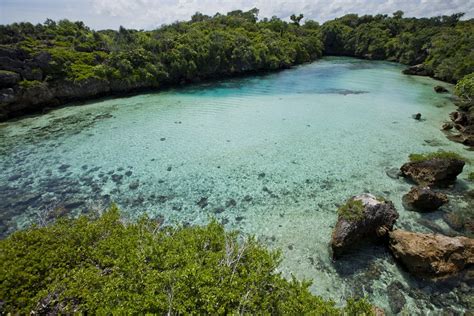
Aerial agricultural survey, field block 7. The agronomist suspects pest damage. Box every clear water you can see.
[1,57,473,314]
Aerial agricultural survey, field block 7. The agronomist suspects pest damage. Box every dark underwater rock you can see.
[197,197,208,208]
[128,180,140,190]
[387,281,406,314]
[7,174,21,182]
[331,194,399,258]
[225,198,236,207]
[385,167,402,179]
[443,212,464,231]
[402,186,448,212]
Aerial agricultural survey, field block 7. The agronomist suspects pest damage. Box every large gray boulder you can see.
[331,194,399,258]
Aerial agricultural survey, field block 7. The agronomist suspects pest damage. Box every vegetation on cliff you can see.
[321,12,473,82]
[0,9,473,119]
[0,10,322,88]
[455,73,474,101]
[0,206,374,314]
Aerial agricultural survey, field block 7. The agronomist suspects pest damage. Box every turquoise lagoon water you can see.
[0,57,473,314]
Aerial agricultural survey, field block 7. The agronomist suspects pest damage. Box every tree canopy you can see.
[0,206,374,314]
[319,12,473,82]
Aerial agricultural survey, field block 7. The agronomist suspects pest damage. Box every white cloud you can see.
[2,0,473,30]
[90,0,474,29]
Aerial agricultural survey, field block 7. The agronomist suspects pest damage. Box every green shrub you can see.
[0,206,374,315]
[408,150,468,163]
[454,72,474,101]
[19,79,43,89]
[468,172,474,181]
[338,199,365,221]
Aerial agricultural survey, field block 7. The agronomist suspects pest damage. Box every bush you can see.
[19,79,43,89]
[455,72,474,101]
[408,150,468,163]
[338,199,365,221]
[0,206,374,315]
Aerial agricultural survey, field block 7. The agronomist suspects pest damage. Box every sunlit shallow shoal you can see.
[1,57,472,314]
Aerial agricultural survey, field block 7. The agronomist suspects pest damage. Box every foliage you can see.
[0,9,323,92]
[19,79,43,89]
[408,150,468,163]
[320,12,473,82]
[0,10,472,95]
[468,172,474,181]
[0,206,374,315]
[455,72,474,101]
[338,199,365,221]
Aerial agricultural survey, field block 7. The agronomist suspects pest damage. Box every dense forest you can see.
[0,9,473,120]
[321,11,473,82]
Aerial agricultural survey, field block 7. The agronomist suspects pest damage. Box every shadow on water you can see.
[332,241,391,277]
[332,238,474,313]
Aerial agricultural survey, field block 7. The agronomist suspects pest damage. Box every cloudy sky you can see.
[1,0,473,30]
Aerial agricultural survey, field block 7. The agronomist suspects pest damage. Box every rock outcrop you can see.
[389,229,474,278]
[402,64,432,76]
[0,70,20,87]
[402,186,448,212]
[434,85,448,93]
[331,194,399,258]
[446,108,474,146]
[400,158,465,187]
[0,47,165,121]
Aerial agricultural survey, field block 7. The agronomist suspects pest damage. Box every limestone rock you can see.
[442,122,454,130]
[402,186,448,212]
[389,229,474,278]
[434,85,448,93]
[400,158,465,187]
[331,194,399,258]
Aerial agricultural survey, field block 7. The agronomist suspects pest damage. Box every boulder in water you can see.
[331,194,399,258]
[389,229,474,278]
[400,154,465,187]
[387,281,406,314]
[385,167,402,179]
[442,122,454,130]
[434,85,448,93]
[402,186,448,212]
[402,64,431,76]
[412,113,422,120]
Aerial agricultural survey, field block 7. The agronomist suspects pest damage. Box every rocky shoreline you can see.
[0,46,297,121]
[403,64,474,148]
[331,154,473,313]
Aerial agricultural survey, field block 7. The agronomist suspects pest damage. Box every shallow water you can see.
[1,57,473,314]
